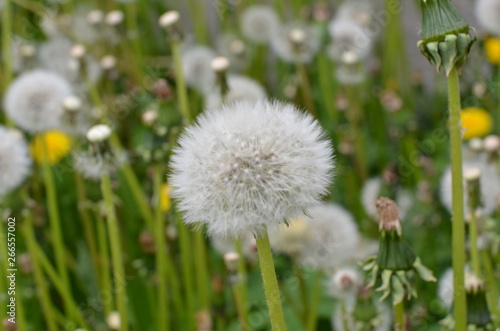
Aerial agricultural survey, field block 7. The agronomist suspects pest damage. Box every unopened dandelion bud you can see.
[288,28,307,45]
[100,55,117,70]
[223,252,240,273]
[211,56,230,73]
[142,109,159,127]
[86,9,104,25]
[464,167,483,213]
[417,0,475,75]
[86,124,112,143]
[70,44,86,59]
[484,135,500,153]
[230,39,246,56]
[19,44,36,58]
[468,138,483,152]
[464,273,492,327]
[159,10,180,28]
[195,310,213,331]
[18,253,33,275]
[105,10,124,26]
[376,197,402,235]
[165,224,178,241]
[106,311,121,330]
[63,95,82,113]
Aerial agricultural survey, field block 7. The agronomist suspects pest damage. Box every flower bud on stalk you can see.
[464,274,493,329]
[417,0,475,76]
[363,198,436,305]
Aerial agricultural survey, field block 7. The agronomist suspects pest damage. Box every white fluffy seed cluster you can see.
[240,5,279,43]
[181,46,216,92]
[270,23,321,63]
[204,74,266,109]
[475,0,500,36]
[169,99,334,237]
[0,127,31,196]
[4,69,73,133]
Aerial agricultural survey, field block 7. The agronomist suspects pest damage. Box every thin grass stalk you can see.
[101,174,129,331]
[95,210,114,318]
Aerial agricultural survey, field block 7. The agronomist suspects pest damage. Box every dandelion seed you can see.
[0,127,31,196]
[240,5,279,44]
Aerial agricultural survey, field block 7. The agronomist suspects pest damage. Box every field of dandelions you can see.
[1,0,500,330]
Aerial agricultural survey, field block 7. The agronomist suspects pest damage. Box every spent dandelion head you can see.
[181,45,216,92]
[270,23,321,63]
[0,127,32,197]
[169,99,334,237]
[4,69,73,133]
[240,5,280,44]
[204,74,266,109]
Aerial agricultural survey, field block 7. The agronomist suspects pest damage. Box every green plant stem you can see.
[124,2,143,69]
[497,66,500,132]
[394,301,405,331]
[194,229,211,310]
[255,230,287,331]
[317,54,338,124]
[96,211,114,318]
[171,39,192,124]
[340,301,350,331]
[468,212,481,278]
[101,174,129,331]
[230,282,248,331]
[74,172,100,285]
[292,263,307,323]
[153,165,170,331]
[346,85,368,182]
[178,221,196,330]
[296,62,316,116]
[2,0,12,93]
[164,244,184,324]
[306,271,322,331]
[41,142,71,317]
[447,67,467,331]
[235,239,249,328]
[22,220,58,331]
[481,249,499,322]
[187,0,207,44]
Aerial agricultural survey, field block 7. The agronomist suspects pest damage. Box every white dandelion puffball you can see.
[4,70,73,133]
[209,232,257,261]
[440,160,500,216]
[328,18,373,62]
[336,0,374,27]
[205,74,266,109]
[270,23,321,63]
[298,203,360,270]
[476,0,500,36]
[269,217,312,257]
[169,99,334,237]
[437,268,454,308]
[0,127,31,196]
[240,5,280,44]
[181,45,216,92]
[361,177,413,221]
[327,267,362,302]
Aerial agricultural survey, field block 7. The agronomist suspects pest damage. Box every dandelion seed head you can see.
[4,70,73,133]
[476,0,500,36]
[105,10,124,26]
[361,177,413,221]
[205,74,266,109]
[159,10,180,28]
[437,268,454,308]
[298,203,359,270]
[269,217,312,257]
[0,127,31,196]
[240,5,279,43]
[270,23,321,63]
[169,99,334,237]
[328,18,373,61]
[181,45,216,92]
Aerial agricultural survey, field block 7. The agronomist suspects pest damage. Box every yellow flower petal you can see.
[485,38,500,65]
[160,183,172,212]
[460,107,493,140]
[30,131,72,165]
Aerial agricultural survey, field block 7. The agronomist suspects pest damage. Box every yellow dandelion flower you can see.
[460,107,493,140]
[485,38,500,65]
[30,130,72,164]
[160,183,172,212]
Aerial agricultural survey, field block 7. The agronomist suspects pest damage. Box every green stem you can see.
[481,249,499,322]
[101,174,129,331]
[340,301,350,331]
[153,165,170,331]
[41,142,71,317]
[447,67,467,331]
[317,54,338,124]
[394,301,405,331]
[21,221,58,331]
[193,229,211,310]
[235,239,249,328]
[74,172,100,286]
[96,211,114,318]
[187,0,207,44]
[178,221,196,330]
[255,230,287,331]
[497,65,500,132]
[164,244,184,324]
[346,85,368,182]
[171,39,192,124]
[296,62,316,116]
[2,0,12,93]
[306,271,322,331]
[468,213,481,278]
[230,282,248,331]
[293,263,307,323]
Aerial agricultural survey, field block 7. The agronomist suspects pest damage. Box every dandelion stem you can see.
[41,141,72,317]
[255,230,287,331]
[346,85,367,182]
[178,221,196,330]
[306,271,322,331]
[194,229,211,310]
[235,239,249,328]
[101,174,129,331]
[317,54,338,123]
[340,301,350,331]
[171,39,192,124]
[95,210,114,318]
[447,67,467,331]
[21,219,58,331]
[230,281,248,331]
[468,212,481,278]
[296,62,316,116]
[153,165,170,331]
[394,301,405,331]
[2,0,12,92]
[481,249,499,322]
